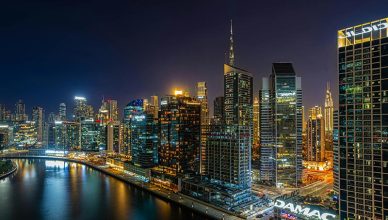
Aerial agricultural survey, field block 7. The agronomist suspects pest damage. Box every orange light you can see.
[174,89,183,96]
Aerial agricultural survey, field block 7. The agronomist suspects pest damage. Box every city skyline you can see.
[2,0,388,114]
[1,2,388,220]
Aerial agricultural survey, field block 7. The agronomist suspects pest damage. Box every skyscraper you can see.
[80,118,99,151]
[107,99,118,122]
[306,106,325,162]
[197,81,209,174]
[32,106,44,146]
[158,93,201,176]
[333,110,339,196]
[337,18,388,219]
[212,96,224,125]
[98,99,118,124]
[252,97,260,162]
[197,82,209,126]
[149,95,159,119]
[224,21,253,127]
[53,121,80,150]
[205,20,252,189]
[324,82,334,135]
[126,99,158,168]
[259,63,303,188]
[107,122,121,153]
[59,103,66,121]
[15,99,27,122]
[253,97,260,145]
[73,96,87,121]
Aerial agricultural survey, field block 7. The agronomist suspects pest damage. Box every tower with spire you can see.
[324,82,334,134]
[223,20,252,126]
[229,19,234,66]
[205,20,254,189]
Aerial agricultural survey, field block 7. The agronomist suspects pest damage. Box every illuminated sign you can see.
[133,115,145,121]
[274,200,336,220]
[339,22,388,39]
[161,100,168,105]
[74,96,86,101]
[174,90,183,96]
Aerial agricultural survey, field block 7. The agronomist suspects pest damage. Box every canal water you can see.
[0,159,210,220]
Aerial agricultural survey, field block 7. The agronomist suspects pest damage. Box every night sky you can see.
[1,0,388,115]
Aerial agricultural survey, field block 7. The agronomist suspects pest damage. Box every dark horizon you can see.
[1,0,388,115]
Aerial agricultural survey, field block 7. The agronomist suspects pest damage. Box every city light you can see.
[1,6,386,220]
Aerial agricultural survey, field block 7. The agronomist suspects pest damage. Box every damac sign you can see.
[274,200,336,220]
[339,22,388,39]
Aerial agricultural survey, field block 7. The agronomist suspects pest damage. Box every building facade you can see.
[324,82,334,135]
[197,81,209,174]
[158,94,201,176]
[259,63,303,188]
[213,96,225,125]
[32,106,44,146]
[306,106,325,162]
[126,99,158,168]
[337,18,388,219]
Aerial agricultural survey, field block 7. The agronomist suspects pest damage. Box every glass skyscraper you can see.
[126,99,158,168]
[259,63,303,188]
[197,81,209,174]
[306,106,325,162]
[337,17,388,219]
[158,94,201,175]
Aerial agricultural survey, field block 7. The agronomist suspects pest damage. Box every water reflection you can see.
[0,159,210,220]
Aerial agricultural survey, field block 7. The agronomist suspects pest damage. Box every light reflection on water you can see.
[0,159,210,220]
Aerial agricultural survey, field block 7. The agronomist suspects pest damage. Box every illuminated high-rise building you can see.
[107,99,118,122]
[324,82,334,135]
[337,18,388,219]
[0,104,5,122]
[0,105,12,123]
[196,81,209,174]
[253,97,260,145]
[306,106,325,162]
[59,103,66,121]
[212,96,224,125]
[224,65,253,126]
[15,99,27,122]
[14,121,37,147]
[85,105,94,119]
[0,124,11,149]
[259,63,303,188]
[98,99,118,124]
[149,95,159,119]
[73,96,87,121]
[205,20,252,189]
[302,106,306,133]
[158,93,201,175]
[32,106,44,146]
[107,121,122,153]
[197,82,209,126]
[80,118,99,151]
[333,110,339,196]
[53,121,80,150]
[126,99,158,168]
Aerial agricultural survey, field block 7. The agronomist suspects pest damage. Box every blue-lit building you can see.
[126,99,158,168]
[80,119,99,151]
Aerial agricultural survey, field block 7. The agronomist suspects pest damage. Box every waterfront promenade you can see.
[0,153,243,220]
